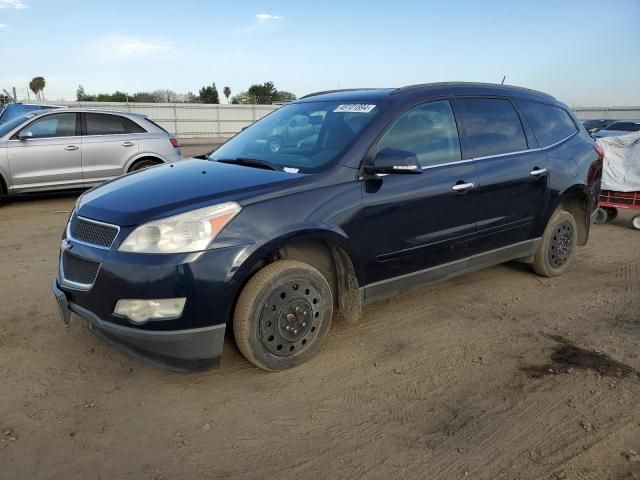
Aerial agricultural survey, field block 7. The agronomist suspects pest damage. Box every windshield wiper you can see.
[216,157,279,171]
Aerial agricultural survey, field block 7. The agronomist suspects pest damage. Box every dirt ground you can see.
[1,147,639,479]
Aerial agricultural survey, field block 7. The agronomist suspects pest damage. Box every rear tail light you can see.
[594,144,604,161]
[170,138,180,149]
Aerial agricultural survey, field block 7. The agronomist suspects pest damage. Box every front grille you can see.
[62,252,101,287]
[69,215,119,249]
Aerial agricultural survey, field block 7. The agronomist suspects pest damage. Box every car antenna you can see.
[501,76,506,85]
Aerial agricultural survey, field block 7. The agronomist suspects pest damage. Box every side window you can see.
[86,113,130,135]
[516,100,576,147]
[121,116,147,133]
[457,98,528,158]
[377,100,461,167]
[24,113,77,138]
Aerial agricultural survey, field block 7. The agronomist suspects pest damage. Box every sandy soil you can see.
[1,158,639,479]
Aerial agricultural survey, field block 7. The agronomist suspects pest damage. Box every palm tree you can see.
[29,76,46,101]
[223,86,231,104]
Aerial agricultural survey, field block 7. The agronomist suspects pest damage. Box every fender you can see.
[228,224,364,291]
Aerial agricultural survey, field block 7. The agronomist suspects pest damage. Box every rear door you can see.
[81,112,143,186]
[358,99,478,292]
[6,112,82,192]
[453,97,549,254]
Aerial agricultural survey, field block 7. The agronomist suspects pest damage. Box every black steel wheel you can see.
[233,260,333,371]
[547,221,574,269]
[532,209,578,277]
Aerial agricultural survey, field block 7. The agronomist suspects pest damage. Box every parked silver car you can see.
[0,108,182,195]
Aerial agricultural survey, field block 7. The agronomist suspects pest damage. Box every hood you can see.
[78,159,302,226]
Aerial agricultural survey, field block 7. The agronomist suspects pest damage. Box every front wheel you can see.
[532,209,578,277]
[233,260,334,371]
[632,215,640,231]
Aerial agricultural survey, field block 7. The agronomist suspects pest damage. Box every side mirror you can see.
[18,130,33,140]
[366,147,422,175]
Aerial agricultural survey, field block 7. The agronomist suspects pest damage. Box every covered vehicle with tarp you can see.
[594,132,640,229]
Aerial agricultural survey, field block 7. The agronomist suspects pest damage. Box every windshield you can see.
[209,101,381,173]
[0,113,33,138]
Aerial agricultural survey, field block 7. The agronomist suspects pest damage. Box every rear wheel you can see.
[593,207,608,224]
[632,215,640,231]
[129,158,161,172]
[233,260,333,371]
[532,209,578,277]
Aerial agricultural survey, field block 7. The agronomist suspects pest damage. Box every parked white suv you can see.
[0,108,182,195]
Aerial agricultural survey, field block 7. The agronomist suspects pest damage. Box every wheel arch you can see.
[0,171,7,195]
[231,229,363,327]
[125,154,166,173]
[554,184,592,246]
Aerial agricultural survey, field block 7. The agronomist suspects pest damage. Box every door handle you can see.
[122,142,135,147]
[530,167,548,177]
[64,145,79,151]
[452,182,475,192]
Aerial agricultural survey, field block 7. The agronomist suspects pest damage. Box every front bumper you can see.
[53,280,225,371]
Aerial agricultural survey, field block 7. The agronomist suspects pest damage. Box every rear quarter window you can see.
[85,113,146,135]
[516,100,576,147]
[456,98,528,158]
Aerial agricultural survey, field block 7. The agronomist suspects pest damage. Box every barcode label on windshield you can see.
[333,104,376,113]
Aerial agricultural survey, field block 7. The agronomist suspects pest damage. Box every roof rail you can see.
[300,88,380,99]
[391,82,554,98]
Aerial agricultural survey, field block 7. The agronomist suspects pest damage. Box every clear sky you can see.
[1,0,639,106]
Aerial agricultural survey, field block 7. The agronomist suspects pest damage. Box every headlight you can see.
[118,202,241,254]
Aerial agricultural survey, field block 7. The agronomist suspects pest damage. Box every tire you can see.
[603,207,618,222]
[632,215,640,231]
[233,259,333,371]
[532,209,578,277]
[268,136,283,153]
[129,158,161,172]
[593,207,608,224]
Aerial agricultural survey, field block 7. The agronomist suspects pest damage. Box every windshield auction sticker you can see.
[333,104,376,113]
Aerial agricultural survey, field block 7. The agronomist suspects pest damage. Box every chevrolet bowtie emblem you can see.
[61,239,72,252]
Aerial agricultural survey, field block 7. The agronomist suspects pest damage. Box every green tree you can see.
[273,90,296,102]
[132,92,156,103]
[247,81,279,104]
[29,76,46,101]
[223,86,231,103]
[198,83,220,104]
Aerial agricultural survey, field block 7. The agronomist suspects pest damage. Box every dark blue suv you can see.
[52,83,603,371]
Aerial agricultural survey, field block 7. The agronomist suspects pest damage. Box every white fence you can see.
[50,101,640,138]
[52,101,279,138]
[572,107,640,121]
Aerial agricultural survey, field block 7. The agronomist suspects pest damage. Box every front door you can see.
[6,112,82,192]
[358,99,478,298]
